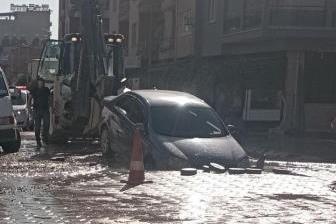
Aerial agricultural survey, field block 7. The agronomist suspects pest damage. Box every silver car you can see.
[10,88,32,130]
[100,90,250,170]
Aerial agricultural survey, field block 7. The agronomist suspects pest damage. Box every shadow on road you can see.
[29,141,101,161]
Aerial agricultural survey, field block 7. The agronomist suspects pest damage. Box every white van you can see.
[0,68,21,153]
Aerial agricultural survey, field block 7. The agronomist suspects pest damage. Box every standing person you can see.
[29,78,50,148]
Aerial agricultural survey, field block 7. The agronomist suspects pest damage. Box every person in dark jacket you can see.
[29,78,50,148]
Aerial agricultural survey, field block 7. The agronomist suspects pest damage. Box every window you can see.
[115,96,144,124]
[269,1,326,27]
[250,90,280,110]
[304,53,336,103]
[113,0,118,12]
[223,0,243,33]
[11,92,27,106]
[270,8,326,27]
[243,0,262,29]
[63,41,81,79]
[180,9,193,34]
[208,0,216,22]
[131,23,137,48]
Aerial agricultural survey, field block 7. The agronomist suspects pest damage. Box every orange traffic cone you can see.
[120,128,152,191]
[127,128,145,184]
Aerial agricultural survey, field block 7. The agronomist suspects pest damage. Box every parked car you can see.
[99,90,249,170]
[9,87,33,130]
[0,68,21,153]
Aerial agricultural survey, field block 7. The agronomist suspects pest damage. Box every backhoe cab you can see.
[36,0,125,142]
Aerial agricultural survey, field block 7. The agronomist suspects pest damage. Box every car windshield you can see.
[11,92,26,105]
[0,74,8,97]
[151,106,228,138]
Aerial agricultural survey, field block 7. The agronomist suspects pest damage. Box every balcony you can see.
[222,1,336,49]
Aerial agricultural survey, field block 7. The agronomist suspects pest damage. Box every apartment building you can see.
[0,4,51,83]
[59,0,336,133]
[0,4,51,44]
[124,0,336,133]
[198,0,336,132]
[59,0,113,38]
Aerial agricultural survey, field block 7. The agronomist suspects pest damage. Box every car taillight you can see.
[0,116,15,125]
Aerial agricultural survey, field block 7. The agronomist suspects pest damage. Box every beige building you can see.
[0,4,50,83]
[58,0,112,38]
[0,4,51,44]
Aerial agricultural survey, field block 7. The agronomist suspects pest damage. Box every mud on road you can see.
[0,132,335,224]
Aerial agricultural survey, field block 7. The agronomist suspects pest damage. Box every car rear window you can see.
[11,92,27,105]
[0,73,9,97]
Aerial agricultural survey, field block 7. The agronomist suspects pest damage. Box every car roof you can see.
[130,90,209,107]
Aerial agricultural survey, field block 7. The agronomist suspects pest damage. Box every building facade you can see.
[0,4,51,84]
[0,4,51,44]
[59,0,114,38]
[58,0,336,133]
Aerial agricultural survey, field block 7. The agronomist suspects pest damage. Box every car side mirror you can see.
[227,124,243,143]
[227,125,237,135]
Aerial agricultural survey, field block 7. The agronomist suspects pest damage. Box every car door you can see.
[107,96,131,155]
[117,96,146,153]
[110,95,146,161]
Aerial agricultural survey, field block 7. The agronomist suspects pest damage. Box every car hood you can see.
[156,135,248,167]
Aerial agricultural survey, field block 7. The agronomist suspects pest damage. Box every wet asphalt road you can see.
[0,132,335,224]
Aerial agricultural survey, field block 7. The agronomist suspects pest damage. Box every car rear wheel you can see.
[101,128,112,156]
[2,131,21,153]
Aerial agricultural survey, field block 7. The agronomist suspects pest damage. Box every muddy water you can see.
[0,133,335,224]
